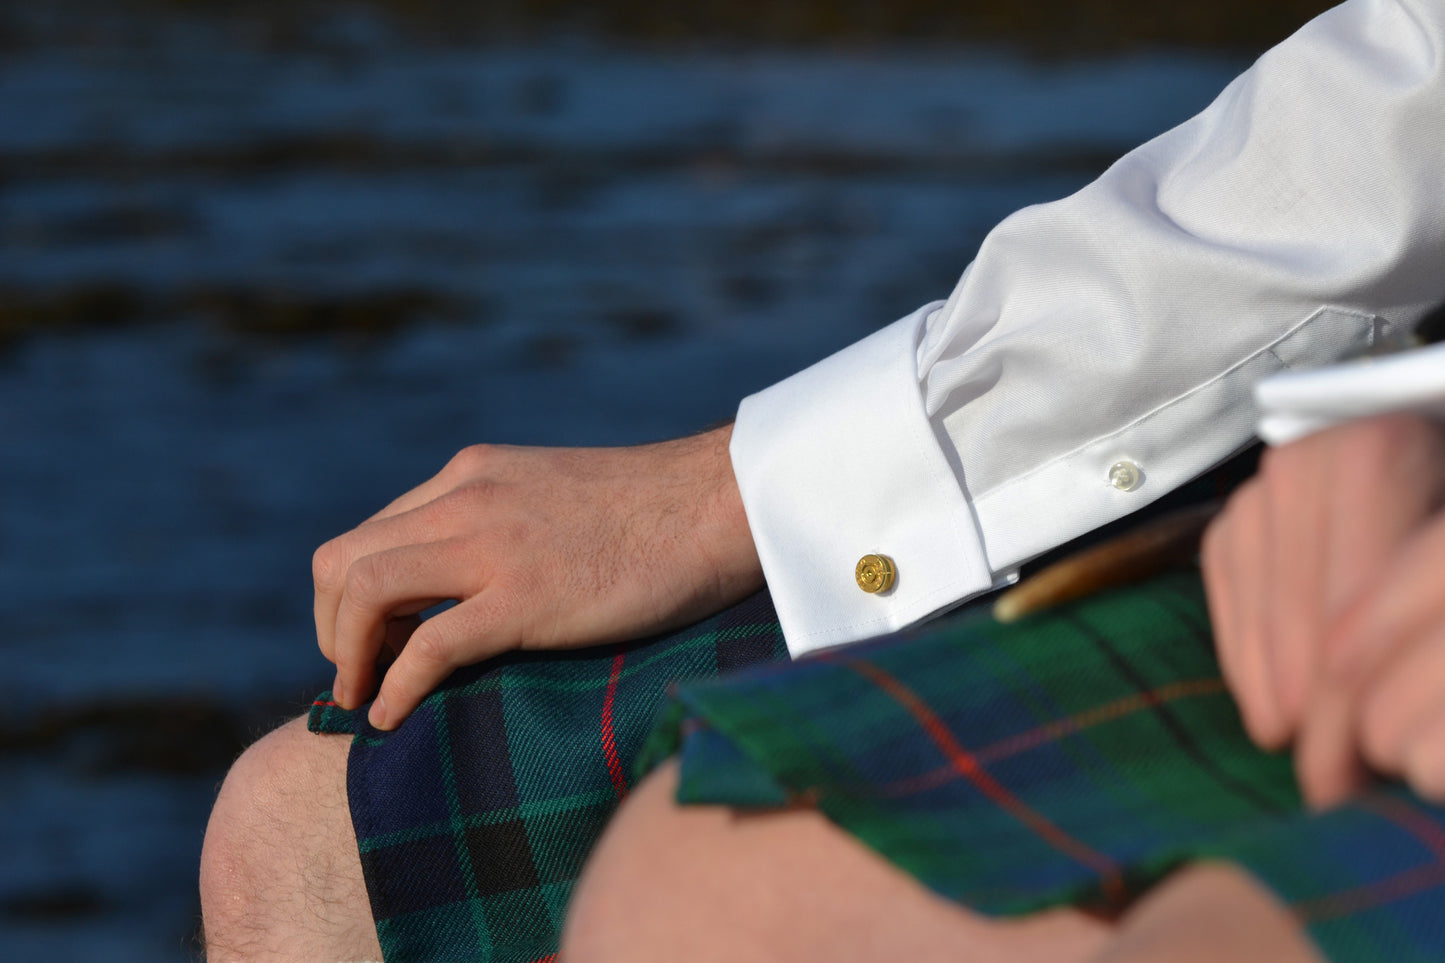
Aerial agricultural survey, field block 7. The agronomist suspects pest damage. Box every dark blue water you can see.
[0,3,1246,956]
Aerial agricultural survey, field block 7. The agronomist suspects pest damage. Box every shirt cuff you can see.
[729,303,997,657]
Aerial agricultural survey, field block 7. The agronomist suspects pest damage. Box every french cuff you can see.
[730,303,995,658]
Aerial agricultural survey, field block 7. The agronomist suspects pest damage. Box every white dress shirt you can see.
[731,0,1445,657]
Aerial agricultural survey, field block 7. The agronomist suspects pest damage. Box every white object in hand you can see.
[1255,341,1445,446]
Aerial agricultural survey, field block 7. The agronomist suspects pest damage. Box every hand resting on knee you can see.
[309,424,763,730]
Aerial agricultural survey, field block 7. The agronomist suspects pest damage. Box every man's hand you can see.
[1296,506,1445,806]
[1201,414,1445,804]
[312,425,763,730]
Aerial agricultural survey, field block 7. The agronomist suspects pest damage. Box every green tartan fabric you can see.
[308,590,788,963]
[649,572,1445,961]
[304,443,1265,963]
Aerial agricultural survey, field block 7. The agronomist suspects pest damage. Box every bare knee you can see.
[200,715,375,962]
[1097,863,1322,963]
[564,760,1109,963]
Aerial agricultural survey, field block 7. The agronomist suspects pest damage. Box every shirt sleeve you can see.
[731,0,1445,657]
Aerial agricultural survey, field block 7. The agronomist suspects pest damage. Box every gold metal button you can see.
[1108,460,1142,492]
[855,554,896,594]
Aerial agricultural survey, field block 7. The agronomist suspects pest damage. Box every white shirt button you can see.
[1108,460,1143,492]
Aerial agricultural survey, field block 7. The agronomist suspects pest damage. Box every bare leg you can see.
[566,761,1324,963]
[1097,862,1323,963]
[563,760,1114,963]
[199,716,381,963]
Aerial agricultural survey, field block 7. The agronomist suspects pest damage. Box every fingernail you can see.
[368,695,388,731]
[333,679,347,710]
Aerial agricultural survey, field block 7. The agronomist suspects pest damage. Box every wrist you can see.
[681,424,765,602]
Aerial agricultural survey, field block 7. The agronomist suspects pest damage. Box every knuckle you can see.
[312,538,346,590]
[405,625,451,668]
[448,443,493,477]
[343,555,387,605]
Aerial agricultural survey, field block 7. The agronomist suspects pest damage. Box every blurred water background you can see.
[0,0,1331,958]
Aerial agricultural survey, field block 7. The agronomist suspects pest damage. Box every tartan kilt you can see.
[646,572,1445,962]
[306,436,1267,963]
[307,591,789,963]
[306,440,1445,963]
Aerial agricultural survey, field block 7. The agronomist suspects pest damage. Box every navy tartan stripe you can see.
[309,589,788,963]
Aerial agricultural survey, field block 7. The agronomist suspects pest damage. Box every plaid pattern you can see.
[308,590,788,963]
[651,573,1445,961]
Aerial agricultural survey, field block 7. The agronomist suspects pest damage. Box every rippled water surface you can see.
[0,4,1247,956]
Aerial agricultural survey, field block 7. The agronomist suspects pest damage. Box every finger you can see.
[1328,515,1445,680]
[365,471,455,525]
[336,607,439,705]
[1321,452,1430,626]
[1402,705,1445,803]
[313,501,461,663]
[1202,509,1242,689]
[1294,681,1370,809]
[329,616,419,703]
[1211,481,1290,748]
[1261,442,1328,730]
[1325,418,1445,676]
[331,540,480,710]
[1356,621,1445,779]
[369,591,524,731]
[365,445,508,524]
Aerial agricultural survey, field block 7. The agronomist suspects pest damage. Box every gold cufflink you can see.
[855,554,896,594]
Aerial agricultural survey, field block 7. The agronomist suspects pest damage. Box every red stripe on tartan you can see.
[526,954,559,963]
[1294,794,1445,922]
[1293,862,1445,923]
[601,652,629,799]
[312,699,341,708]
[1360,793,1445,861]
[837,655,1129,905]
[878,678,1226,798]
